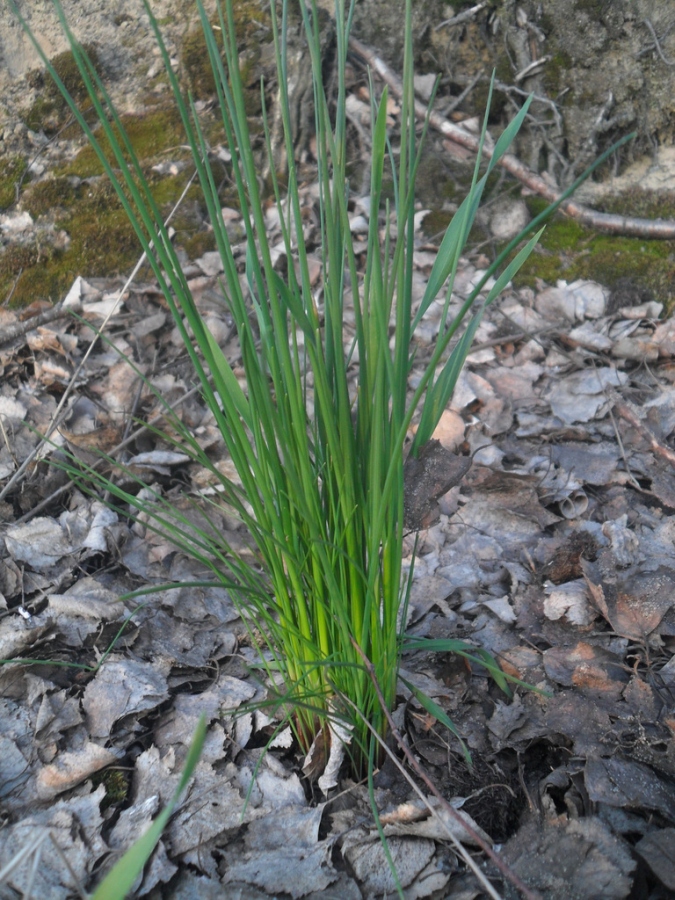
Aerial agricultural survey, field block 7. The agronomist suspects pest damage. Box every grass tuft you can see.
[12,0,581,782]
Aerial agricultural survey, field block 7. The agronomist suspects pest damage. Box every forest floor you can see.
[1,69,675,900]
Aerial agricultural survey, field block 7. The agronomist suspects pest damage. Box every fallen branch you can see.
[348,36,675,239]
[0,302,75,348]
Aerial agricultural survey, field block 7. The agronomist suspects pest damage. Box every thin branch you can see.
[0,301,75,348]
[613,397,675,469]
[348,36,675,239]
[13,378,209,525]
[435,2,488,31]
[341,694,504,900]
[642,19,675,67]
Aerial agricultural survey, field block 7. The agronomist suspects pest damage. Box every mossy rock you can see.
[0,243,42,279]
[22,176,79,218]
[23,44,101,135]
[0,179,142,306]
[2,161,214,306]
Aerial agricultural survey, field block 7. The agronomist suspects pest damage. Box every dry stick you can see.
[350,640,542,900]
[613,397,675,469]
[340,696,504,900]
[0,301,73,348]
[0,171,198,504]
[348,36,675,239]
[606,402,641,491]
[3,269,23,307]
[642,19,675,67]
[435,1,488,31]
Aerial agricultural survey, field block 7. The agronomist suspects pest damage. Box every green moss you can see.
[182,229,217,258]
[91,767,130,810]
[1,179,142,306]
[542,49,573,97]
[58,107,187,178]
[0,156,27,210]
[422,209,453,238]
[180,1,272,101]
[2,158,217,305]
[602,187,675,221]
[59,181,141,270]
[181,28,219,100]
[23,45,101,134]
[22,176,79,217]
[510,191,675,312]
[0,243,41,279]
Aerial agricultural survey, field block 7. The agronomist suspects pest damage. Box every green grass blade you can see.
[399,676,472,766]
[413,228,543,450]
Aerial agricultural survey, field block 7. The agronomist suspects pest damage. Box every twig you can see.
[435,2,487,31]
[348,36,675,239]
[613,398,675,469]
[642,19,675,67]
[0,301,74,347]
[468,325,556,354]
[351,639,543,900]
[13,378,208,525]
[605,400,641,490]
[3,270,23,307]
[438,71,482,118]
[341,694,504,900]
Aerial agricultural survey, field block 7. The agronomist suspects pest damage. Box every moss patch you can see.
[510,191,675,312]
[0,156,27,210]
[91,767,130,811]
[180,0,272,102]
[23,45,101,135]
[182,228,217,258]
[58,107,188,179]
[1,179,143,306]
[22,176,79,218]
[2,152,216,306]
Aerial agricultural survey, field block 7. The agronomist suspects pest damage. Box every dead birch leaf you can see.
[37,743,121,800]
